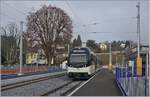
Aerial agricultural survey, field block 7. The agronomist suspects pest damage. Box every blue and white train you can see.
[67,47,98,78]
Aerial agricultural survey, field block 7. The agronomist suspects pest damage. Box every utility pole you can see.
[136,2,142,76]
[136,2,140,57]
[18,21,23,75]
[0,34,1,66]
[109,42,112,70]
[146,53,149,96]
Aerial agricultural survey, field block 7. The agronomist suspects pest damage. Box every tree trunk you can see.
[51,57,54,65]
[47,55,51,66]
[46,53,53,66]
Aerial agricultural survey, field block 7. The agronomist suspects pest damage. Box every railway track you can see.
[1,73,66,91]
[41,80,83,96]
[61,81,83,96]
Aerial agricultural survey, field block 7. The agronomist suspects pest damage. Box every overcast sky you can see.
[0,0,149,44]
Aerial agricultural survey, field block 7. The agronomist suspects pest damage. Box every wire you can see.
[51,1,56,7]
[65,0,88,42]
[65,0,80,22]
[88,32,137,34]
[3,2,27,16]
[0,12,19,22]
[0,11,27,33]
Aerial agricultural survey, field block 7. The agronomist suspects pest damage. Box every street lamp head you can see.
[136,5,139,7]
[92,32,97,33]
[20,21,23,24]
[82,25,86,27]
[93,23,98,25]
[136,2,140,7]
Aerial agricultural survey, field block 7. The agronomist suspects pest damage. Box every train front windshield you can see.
[69,54,87,63]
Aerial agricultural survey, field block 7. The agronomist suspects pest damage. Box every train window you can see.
[69,54,87,63]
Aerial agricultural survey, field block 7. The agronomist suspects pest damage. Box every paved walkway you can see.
[72,68,123,96]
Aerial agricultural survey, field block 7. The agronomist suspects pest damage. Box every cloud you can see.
[0,0,149,44]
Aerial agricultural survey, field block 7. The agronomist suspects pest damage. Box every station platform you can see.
[71,68,123,96]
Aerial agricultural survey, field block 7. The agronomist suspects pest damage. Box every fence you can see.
[1,66,48,74]
[115,53,149,96]
[0,65,66,75]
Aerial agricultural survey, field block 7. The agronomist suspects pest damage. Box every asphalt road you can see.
[72,68,123,96]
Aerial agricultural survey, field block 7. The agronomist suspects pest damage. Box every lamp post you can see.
[136,2,142,76]
[136,2,140,57]
[0,34,1,66]
[18,21,23,75]
[109,42,112,70]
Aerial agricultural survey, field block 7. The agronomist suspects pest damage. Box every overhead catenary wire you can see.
[0,12,20,22]
[0,11,27,28]
[91,31,136,34]
[3,2,27,16]
[1,2,28,26]
[51,1,56,7]
[65,0,81,22]
[65,0,87,42]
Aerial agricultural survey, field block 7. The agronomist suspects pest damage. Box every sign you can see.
[73,50,85,53]
[136,56,142,76]
[129,60,134,67]
[129,60,134,76]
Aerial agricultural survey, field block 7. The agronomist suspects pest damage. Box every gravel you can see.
[49,81,83,96]
[1,75,71,96]
[1,71,66,86]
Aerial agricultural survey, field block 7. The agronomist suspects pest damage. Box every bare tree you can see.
[23,30,37,53]
[1,23,19,64]
[26,5,73,65]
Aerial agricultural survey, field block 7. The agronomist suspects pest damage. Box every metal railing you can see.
[115,53,149,96]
